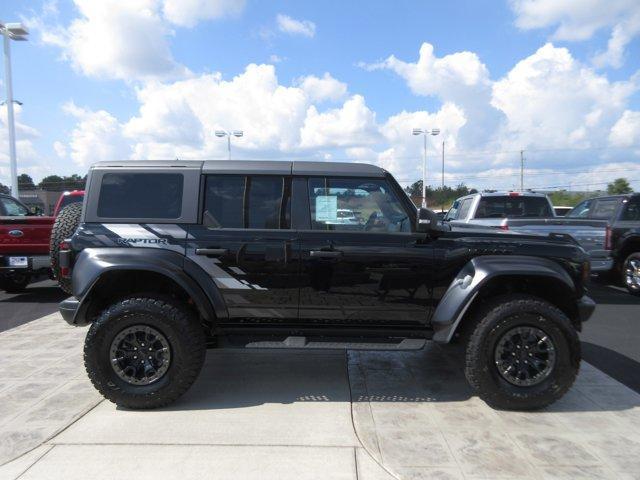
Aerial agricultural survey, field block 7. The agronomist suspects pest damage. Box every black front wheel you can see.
[84,296,206,409]
[464,294,580,410]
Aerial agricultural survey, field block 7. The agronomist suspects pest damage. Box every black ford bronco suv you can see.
[56,160,595,410]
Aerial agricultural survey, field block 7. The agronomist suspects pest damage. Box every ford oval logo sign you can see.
[8,230,24,238]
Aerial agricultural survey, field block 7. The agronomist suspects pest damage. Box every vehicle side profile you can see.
[56,161,595,410]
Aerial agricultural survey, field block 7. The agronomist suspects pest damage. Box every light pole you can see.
[214,130,243,160]
[1,22,28,199]
[412,127,440,207]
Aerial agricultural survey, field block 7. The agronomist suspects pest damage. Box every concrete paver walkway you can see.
[1,314,639,479]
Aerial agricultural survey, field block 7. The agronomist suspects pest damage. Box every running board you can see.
[222,335,426,350]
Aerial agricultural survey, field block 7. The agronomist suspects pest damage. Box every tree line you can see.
[0,173,86,194]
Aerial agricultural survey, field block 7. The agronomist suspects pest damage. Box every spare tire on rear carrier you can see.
[50,202,83,294]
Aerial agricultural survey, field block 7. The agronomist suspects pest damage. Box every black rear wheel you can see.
[50,202,83,294]
[84,296,206,409]
[464,294,580,410]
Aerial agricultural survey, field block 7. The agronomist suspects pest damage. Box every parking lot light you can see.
[215,129,244,160]
[412,127,440,207]
[1,21,29,198]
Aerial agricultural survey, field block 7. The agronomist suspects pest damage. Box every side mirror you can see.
[416,207,438,232]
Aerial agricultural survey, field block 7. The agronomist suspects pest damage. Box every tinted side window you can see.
[0,197,29,216]
[566,199,592,218]
[248,176,285,229]
[444,201,460,221]
[621,197,640,221]
[204,175,245,228]
[204,175,290,229]
[308,177,410,232]
[97,173,183,219]
[591,199,620,220]
[457,199,473,219]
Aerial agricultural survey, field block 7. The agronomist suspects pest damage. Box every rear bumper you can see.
[0,255,50,274]
[59,297,80,325]
[577,295,596,323]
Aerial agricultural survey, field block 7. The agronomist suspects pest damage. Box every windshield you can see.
[475,196,553,219]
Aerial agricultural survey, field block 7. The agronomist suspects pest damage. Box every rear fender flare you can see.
[70,248,227,325]
[431,255,576,343]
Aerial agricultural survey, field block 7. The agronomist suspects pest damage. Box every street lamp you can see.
[1,21,28,199]
[412,127,440,208]
[214,130,243,160]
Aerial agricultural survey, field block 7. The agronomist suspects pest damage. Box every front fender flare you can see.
[68,248,227,325]
[430,255,576,343]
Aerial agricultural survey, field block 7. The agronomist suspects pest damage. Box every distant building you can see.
[19,189,62,215]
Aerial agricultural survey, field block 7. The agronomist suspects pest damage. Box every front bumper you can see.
[59,297,80,325]
[577,295,596,323]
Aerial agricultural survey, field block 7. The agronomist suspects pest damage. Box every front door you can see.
[298,176,434,328]
[186,174,300,324]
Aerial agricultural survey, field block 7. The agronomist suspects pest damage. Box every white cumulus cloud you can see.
[297,73,347,103]
[63,102,130,167]
[276,14,316,37]
[510,0,640,68]
[162,0,245,27]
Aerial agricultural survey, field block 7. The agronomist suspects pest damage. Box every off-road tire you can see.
[464,294,580,410]
[1,273,30,293]
[49,202,83,294]
[621,252,640,296]
[84,296,206,409]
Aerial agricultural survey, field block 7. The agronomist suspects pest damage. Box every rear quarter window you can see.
[97,173,183,219]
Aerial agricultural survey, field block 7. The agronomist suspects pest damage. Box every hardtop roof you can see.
[90,160,387,177]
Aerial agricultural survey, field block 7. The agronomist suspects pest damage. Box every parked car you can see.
[554,206,573,217]
[0,193,55,292]
[564,194,640,295]
[445,192,613,275]
[53,190,84,217]
[444,191,555,228]
[56,160,593,411]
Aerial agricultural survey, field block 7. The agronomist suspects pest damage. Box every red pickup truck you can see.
[0,191,84,293]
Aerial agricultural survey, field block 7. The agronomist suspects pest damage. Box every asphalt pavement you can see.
[1,278,638,392]
[0,280,68,333]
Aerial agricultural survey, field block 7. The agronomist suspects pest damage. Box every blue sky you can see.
[2,0,640,191]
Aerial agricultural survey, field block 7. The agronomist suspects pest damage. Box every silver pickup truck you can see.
[444,192,613,272]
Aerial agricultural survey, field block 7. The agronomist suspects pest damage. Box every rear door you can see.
[186,174,300,324]
[297,176,434,328]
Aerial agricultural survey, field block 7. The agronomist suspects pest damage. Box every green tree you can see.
[38,174,86,191]
[607,178,633,195]
[38,175,65,190]
[0,182,10,195]
[18,173,36,189]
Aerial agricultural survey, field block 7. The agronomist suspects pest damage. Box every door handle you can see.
[310,250,342,258]
[196,248,228,256]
